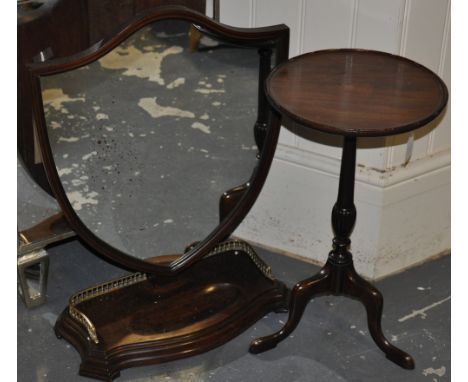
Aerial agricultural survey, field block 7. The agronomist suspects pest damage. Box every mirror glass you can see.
[40,20,261,260]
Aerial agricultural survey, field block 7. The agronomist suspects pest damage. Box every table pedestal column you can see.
[249,136,415,370]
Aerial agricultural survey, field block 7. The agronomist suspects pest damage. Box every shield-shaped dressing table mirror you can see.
[28,6,289,381]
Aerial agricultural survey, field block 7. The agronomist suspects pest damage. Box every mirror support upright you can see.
[27,6,291,380]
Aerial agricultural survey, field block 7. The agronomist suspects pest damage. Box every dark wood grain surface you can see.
[55,248,288,381]
[266,49,448,137]
[19,212,74,247]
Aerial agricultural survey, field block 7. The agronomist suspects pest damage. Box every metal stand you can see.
[17,238,50,308]
[17,212,75,308]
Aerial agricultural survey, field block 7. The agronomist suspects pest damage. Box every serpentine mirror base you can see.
[54,240,288,381]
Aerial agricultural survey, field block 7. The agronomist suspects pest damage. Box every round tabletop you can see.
[266,49,448,137]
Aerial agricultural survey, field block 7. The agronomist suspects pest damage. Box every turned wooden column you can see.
[248,49,449,371]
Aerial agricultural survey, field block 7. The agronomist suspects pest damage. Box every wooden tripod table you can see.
[249,49,448,369]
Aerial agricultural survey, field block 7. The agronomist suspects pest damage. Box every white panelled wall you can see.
[212,0,451,279]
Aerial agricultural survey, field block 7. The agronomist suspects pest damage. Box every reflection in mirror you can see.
[41,20,261,261]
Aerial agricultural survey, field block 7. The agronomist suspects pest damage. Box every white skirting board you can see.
[235,144,450,280]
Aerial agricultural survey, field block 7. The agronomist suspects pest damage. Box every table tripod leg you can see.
[250,135,414,369]
[344,264,415,369]
[249,265,331,354]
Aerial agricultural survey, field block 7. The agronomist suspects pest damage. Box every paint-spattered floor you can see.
[17,233,450,381]
[17,136,450,382]
[18,21,450,381]
[40,20,260,260]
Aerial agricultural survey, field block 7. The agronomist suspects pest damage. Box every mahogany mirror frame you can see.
[28,5,290,276]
